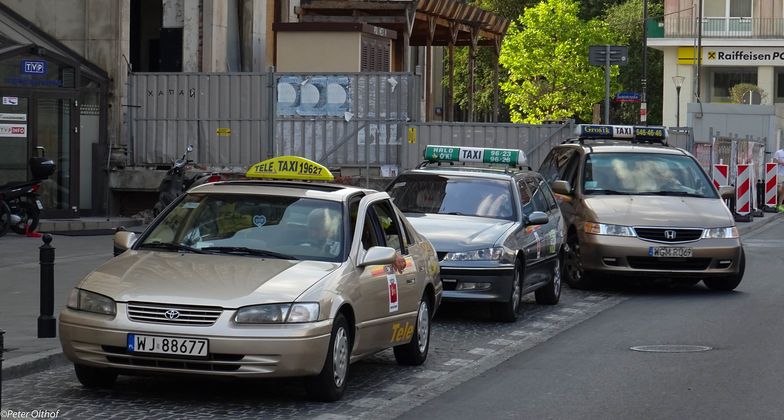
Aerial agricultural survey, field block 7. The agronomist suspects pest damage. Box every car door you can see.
[524,176,562,288]
[349,193,417,356]
[515,178,543,290]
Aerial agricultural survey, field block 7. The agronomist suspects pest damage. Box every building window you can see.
[361,36,390,72]
[775,70,784,103]
[710,69,757,102]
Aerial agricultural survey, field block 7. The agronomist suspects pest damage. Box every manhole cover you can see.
[630,345,712,353]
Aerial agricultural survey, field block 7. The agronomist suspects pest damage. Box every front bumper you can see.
[439,264,515,303]
[579,233,743,278]
[59,304,332,378]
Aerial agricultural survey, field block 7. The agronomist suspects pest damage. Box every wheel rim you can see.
[416,300,430,353]
[553,257,562,296]
[332,326,349,387]
[566,240,583,281]
[512,266,521,313]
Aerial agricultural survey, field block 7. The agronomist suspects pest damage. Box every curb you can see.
[737,212,782,236]
[2,349,68,380]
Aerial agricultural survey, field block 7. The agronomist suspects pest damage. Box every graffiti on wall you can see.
[276,76,351,117]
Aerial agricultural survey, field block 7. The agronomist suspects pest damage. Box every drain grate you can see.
[630,345,713,353]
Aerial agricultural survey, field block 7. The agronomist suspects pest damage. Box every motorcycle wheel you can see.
[10,198,40,235]
[0,200,11,237]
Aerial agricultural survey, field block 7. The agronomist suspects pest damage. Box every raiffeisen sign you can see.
[702,47,784,66]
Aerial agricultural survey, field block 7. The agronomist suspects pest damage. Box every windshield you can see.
[388,174,516,220]
[139,194,345,262]
[583,153,718,198]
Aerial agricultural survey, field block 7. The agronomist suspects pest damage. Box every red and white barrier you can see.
[736,164,751,215]
[765,162,778,207]
[712,164,729,189]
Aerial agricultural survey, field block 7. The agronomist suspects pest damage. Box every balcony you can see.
[650,17,784,39]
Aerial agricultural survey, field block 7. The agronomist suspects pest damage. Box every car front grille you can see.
[634,227,704,243]
[627,257,711,271]
[127,302,223,326]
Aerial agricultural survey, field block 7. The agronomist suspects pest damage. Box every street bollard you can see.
[1,329,5,409]
[38,234,56,338]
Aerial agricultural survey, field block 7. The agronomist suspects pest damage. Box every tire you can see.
[74,364,117,388]
[10,198,40,235]
[394,293,432,366]
[704,248,745,291]
[0,200,11,238]
[492,259,523,322]
[535,250,562,305]
[305,313,351,402]
[564,235,594,290]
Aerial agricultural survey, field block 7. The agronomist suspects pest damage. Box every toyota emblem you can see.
[164,309,180,320]
[664,230,677,240]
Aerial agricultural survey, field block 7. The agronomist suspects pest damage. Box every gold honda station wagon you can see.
[539,125,744,291]
[59,156,441,402]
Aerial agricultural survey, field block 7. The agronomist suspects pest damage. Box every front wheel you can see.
[0,200,11,237]
[492,259,522,322]
[704,249,745,291]
[74,364,117,388]
[394,293,432,365]
[564,236,594,290]
[10,198,40,235]
[305,313,351,402]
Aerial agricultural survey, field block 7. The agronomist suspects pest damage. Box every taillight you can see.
[206,175,222,183]
[30,184,40,193]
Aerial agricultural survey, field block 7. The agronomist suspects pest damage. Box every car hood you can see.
[584,196,735,228]
[404,213,514,251]
[77,251,340,308]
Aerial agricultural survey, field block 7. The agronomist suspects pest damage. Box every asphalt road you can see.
[1,218,780,419]
[395,217,784,420]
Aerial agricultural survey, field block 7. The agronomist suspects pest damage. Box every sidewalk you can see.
[1,213,781,380]
[1,218,144,380]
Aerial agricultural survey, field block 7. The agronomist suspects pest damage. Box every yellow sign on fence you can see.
[216,127,231,137]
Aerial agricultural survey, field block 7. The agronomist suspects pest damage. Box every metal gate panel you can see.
[130,73,269,166]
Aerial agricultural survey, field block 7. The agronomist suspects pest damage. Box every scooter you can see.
[0,151,55,237]
[152,145,223,216]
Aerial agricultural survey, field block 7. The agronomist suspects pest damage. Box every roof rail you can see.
[214,180,352,192]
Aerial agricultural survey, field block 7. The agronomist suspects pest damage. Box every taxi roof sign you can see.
[575,124,668,142]
[423,145,527,166]
[246,156,334,181]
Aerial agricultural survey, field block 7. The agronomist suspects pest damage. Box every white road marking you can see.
[468,347,496,356]
[489,338,517,346]
[558,307,583,314]
[443,358,473,367]
[414,370,447,379]
[508,330,533,337]
[383,383,417,393]
[543,314,569,321]
[350,398,390,409]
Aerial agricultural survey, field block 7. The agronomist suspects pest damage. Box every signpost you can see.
[589,45,629,124]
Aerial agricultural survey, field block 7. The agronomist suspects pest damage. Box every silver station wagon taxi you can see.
[59,156,441,402]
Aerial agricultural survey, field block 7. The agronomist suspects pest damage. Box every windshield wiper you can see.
[649,191,705,198]
[138,242,206,254]
[200,246,298,260]
[584,189,627,195]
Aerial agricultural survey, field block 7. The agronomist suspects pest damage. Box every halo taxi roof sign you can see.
[424,145,527,166]
[246,156,334,181]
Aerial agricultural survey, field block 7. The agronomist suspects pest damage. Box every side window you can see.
[359,210,381,251]
[348,196,362,247]
[370,200,405,253]
[518,180,533,216]
[560,151,580,185]
[524,178,549,213]
[539,179,559,210]
[539,149,562,183]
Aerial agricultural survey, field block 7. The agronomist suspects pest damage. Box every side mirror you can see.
[358,246,397,267]
[113,231,137,256]
[551,180,572,195]
[525,211,549,226]
[186,144,194,153]
[718,185,735,200]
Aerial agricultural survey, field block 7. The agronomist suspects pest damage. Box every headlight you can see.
[235,303,319,324]
[442,246,507,261]
[584,222,635,237]
[67,289,116,315]
[701,227,739,239]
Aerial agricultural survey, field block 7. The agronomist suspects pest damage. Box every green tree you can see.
[604,0,664,125]
[499,0,619,123]
[442,0,537,121]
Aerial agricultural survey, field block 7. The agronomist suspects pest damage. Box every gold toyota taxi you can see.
[539,125,744,291]
[59,156,441,402]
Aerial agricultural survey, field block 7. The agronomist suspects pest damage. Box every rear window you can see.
[583,153,718,198]
[388,174,516,220]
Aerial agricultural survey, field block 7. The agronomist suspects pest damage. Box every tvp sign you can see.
[21,60,47,75]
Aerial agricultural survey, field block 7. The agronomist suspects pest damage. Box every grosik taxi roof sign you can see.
[576,124,668,142]
[423,145,527,166]
[246,156,334,181]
